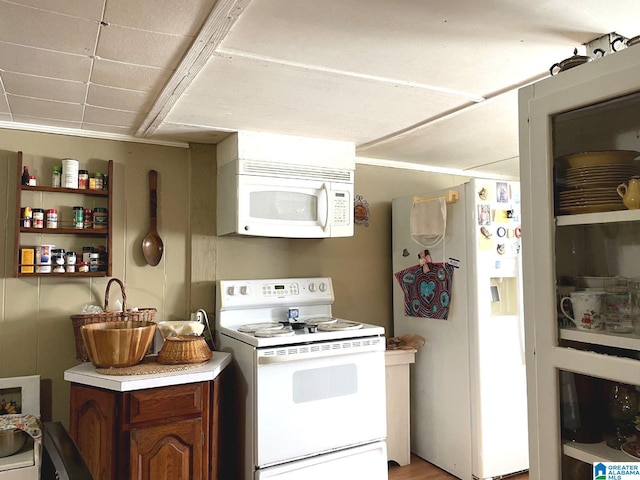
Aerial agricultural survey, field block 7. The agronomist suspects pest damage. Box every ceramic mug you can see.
[560,291,605,330]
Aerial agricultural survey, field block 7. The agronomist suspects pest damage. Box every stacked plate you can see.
[557,151,639,214]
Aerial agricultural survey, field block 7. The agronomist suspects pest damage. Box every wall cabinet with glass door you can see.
[13,151,113,277]
[519,45,640,479]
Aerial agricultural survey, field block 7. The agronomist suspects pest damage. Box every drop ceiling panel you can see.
[90,59,172,92]
[87,84,152,112]
[0,44,92,82]
[12,115,80,130]
[84,105,139,129]
[96,25,193,69]
[0,2,99,55]
[165,54,474,143]
[9,0,105,20]
[104,0,217,35]
[8,96,84,122]
[3,73,86,104]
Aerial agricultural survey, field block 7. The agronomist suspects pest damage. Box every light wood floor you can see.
[388,455,529,480]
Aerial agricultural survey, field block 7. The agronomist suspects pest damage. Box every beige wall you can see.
[0,128,467,425]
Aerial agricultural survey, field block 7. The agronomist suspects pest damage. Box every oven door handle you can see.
[257,346,382,364]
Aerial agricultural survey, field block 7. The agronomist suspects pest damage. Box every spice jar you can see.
[73,206,84,229]
[82,246,93,264]
[77,262,89,273]
[46,208,58,229]
[20,207,32,228]
[89,252,100,272]
[93,208,108,229]
[83,209,92,229]
[52,248,66,266]
[32,208,44,228]
[78,170,89,189]
[51,166,61,188]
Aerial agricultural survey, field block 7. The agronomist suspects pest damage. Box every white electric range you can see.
[216,277,388,480]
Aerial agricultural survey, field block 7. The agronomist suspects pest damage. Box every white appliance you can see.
[392,179,528,480]
[216,131,355,238]
[215,277,388,480]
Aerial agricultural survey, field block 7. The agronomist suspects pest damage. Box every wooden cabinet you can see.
[14,150,113,277]
[519,46,640,478]
[69,380,219,480]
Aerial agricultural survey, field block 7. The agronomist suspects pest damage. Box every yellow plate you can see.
[560,150,639,168]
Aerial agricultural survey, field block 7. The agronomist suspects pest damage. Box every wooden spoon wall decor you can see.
[142,170,164,266]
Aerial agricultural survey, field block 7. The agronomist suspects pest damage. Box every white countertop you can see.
[64,351,232,392]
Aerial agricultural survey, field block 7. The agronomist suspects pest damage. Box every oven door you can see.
[255,441,388,480]
[254,344,386,467]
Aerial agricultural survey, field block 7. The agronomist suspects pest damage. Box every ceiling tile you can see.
[0,43,92,81]
[7,0,105,20]
[8,95,83,122]
[166,54,471,144]
[0,94,9,113]
[104,0,217,36]
[83,105,139,127]
[0,2,99,55]
[90,58,172,92]
[81,122,135,135]
[0,113,12,122]
[3,72,87,103]
[12,115,81,130]
[96,24,194,69]
[87,84,152,112]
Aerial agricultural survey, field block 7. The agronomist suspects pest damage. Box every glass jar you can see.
[46,209,58,228]
[32,208,44,228]
[83,209,93,229]
[51,166,61,188]
[93,208,108,229]
[78,170,89,189]
[52,248,66,266]
[73,206,84,229]
[604,278,634,334]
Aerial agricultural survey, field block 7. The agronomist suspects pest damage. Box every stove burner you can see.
[317,320,363,331]
[305,317,338,326]
[254,326,296,338]
[238,322,284,333]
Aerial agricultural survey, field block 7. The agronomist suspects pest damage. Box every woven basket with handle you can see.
[70,278,157,361]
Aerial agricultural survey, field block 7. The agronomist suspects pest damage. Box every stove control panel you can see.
[218,277,334,310]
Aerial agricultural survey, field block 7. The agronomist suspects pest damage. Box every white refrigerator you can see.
[391,179,528,479]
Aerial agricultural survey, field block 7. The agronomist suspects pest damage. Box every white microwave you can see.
[217,158,354,238]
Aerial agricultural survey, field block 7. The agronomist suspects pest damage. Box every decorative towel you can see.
[410,197,446,248]
[395,260,454,319]
[0,413,42,439]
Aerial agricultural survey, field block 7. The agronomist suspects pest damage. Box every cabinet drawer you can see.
[128,382,205,425]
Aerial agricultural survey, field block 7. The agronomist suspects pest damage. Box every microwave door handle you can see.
[321,183,329,231]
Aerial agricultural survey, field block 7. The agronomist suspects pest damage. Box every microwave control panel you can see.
[330,191,350,225]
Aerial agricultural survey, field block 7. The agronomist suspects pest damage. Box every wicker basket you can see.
[157,336,212,365]
[71,278,157,361]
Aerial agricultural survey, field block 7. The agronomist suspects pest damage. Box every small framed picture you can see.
[496,182,508,203]
[478,204,491,225]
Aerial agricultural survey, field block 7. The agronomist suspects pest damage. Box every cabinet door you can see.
[520,46,640,479]
[130,418,204,480]
[69,384,117,480]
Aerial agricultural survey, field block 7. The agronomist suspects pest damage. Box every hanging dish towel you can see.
[410,197,447,248]
[394,261,454,319]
